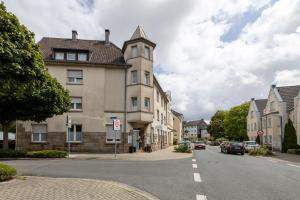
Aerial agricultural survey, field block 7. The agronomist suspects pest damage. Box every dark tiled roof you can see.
[277,85,300,111]
[130,26,149,40]
[183,119,207,129]
[254,99,267,114]
[38,38,125,65]
[171,110,183,118]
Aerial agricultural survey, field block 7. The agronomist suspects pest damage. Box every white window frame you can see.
[67,124,82,142]
[144,97,150,111]
[131,70,138,84]
[132,45,138,57]
[66,52,76,61]
[55,52,64,60]
[131,97,138,111]
[31,124,47,143]
[144,46,150,59]
[67,70,83,84]
[70,97,83,111]
[106,124,121,143]
[78,53,88,61]
[144,71,150,85]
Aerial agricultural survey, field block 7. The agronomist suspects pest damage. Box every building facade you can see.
[171,110,184,143]
[247,98,267,141]
[16,26,175,153]
[183,119,208,139]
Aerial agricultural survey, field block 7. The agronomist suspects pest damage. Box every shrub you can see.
[173,138,178,145]
[287,149,300,155]
[0,149,27,158]
[27,150,67,158]
[174,144,192,153]
[249,146,273,156]
[0,162,16,181]
[282,119,298,153]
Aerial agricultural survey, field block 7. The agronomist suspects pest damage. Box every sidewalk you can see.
[0,176,159,200]
[69,146,192,161]
[271,152,300,163]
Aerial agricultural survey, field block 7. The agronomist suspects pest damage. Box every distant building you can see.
[171,110,184,143]
[183,119,208,139]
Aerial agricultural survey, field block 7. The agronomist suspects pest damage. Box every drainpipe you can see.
[124,67,128,153]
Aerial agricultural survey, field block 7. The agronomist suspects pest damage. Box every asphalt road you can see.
[3,146,300,200]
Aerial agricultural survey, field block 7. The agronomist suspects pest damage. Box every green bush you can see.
[174,144,192,153]
[0,149,27,158]
[287,149,300,155]
[0,162,16,181]
[173,138,178,145]
[215,137,228,143]
[27,150,67,158]
[249,146,273,156]
[282,119,298,153]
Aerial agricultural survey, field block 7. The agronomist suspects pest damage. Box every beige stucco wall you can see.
[247,101,261,141]
[294,95,300,145]
[173,113,183,142]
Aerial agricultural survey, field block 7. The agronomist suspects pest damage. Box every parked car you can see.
[210,141,220,146]
[221,142,245,155]
[244,141,259,152]
[194,141,206,149]
[220,141,229,152]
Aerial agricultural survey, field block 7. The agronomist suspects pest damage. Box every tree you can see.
[0,3,70,149]
[208,110,226,139]
[224,102,250,141]
[282,119,298,153]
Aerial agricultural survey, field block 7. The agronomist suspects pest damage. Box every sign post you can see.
[66,115,72,158]
[112,117,120,158]
[257,130,264,145]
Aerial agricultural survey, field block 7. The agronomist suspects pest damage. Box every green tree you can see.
[224,102,250,141]
[282,119,298,153]
[208,110,226,139]
[0,3,70,149]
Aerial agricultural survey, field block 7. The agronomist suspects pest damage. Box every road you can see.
[3,146,300,200]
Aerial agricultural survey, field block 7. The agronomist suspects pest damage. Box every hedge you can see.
[0,162,16,181]
[249,146,273,156]
[0,150,67,158]
[174,144,192,153]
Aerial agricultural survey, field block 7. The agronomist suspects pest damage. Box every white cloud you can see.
[3,0,300,120]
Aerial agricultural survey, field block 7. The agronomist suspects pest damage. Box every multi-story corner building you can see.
[16,26,174,153]
[183,119,208,139]
[262,85,300,150]
[171,110,184,143]
[247,98,267,141]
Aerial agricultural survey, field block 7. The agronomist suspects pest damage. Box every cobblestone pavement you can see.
[70,146,192,161]
[0,177,159,200]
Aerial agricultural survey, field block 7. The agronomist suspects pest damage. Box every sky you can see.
[3,0,300,121]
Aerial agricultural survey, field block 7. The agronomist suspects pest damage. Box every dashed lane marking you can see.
[194,173,202,182]
[192,164,198,169]
[196,194,207,200]
[192,159,196,162]
[287,164,300,169]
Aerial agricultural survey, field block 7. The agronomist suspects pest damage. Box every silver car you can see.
[244,141,259,152]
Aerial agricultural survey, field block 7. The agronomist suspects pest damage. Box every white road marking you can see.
[192,159,196,162]
[193,164,198,169]
[287,164,300,169]
[194,173,202,182]
[196,194,207,200]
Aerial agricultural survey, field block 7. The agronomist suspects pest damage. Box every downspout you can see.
[124,67,128,153]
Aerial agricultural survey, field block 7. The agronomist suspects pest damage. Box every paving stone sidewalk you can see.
[0,176,159,200]
[69,146,192,161]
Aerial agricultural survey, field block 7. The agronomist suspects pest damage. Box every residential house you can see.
[247,98,267,141]
[183,119,208,139]
[171,110,184,143]
[16,26,174,153]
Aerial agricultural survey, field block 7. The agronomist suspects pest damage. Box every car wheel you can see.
[226,150,230,154]
[241,152,244,155]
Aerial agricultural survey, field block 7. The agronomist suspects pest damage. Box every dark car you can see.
[221,142,245,155]
[194,141,206,149]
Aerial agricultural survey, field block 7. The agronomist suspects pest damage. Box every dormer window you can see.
[53,49,89,62]
[132,46,138,57]
[145,46,150,59]
[67,52,76,61]
[78,53,88,61]
[55,52,64,60]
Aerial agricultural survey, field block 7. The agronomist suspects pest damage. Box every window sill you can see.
[106,141,121,144]
[66,82,83,85]
[66,141,82,144]
[31,141,48,144]
[70,110,83,112]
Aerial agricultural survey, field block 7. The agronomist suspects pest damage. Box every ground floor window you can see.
[32,124,47,142]
[106,125,121,143]
[68,124,82,142]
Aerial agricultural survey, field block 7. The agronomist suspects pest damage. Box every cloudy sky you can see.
[4,0,300,121]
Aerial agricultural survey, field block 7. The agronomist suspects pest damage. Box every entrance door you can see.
[132,129,140,150]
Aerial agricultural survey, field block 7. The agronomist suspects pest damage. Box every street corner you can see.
[0,176,159,200]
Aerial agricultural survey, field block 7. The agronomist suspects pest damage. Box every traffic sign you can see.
[257,130,264,136]
[113,119,121,131]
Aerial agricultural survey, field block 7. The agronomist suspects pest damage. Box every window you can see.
[270,101,274,111]
[161,113,163,124]
[32,124,47,142]
[132,46,138,57]
[106,125,121,143]
[268,118,272,128]
[269,135,272,143]
[157,91,159,102]
[251,111,254,118]
[144,97,150,111]
[67,52,76,61]
[254,123,257,131]
[251,124,253,131]
[68,124,82,142]
[68,70,83,84]
[164,116,166,125]
[144,71,150,85]
[131,70,138,84]
[151,127,155,143]
[55,52,64,60]
[70,97,82,111]
[144,46,150,59]
[161,97,163,107]
[157,110,160,121]
[78,53,88,61]
[131,97,138,111]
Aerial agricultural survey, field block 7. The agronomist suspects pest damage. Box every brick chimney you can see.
[72,30,78,40]
[105,29,110,45]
